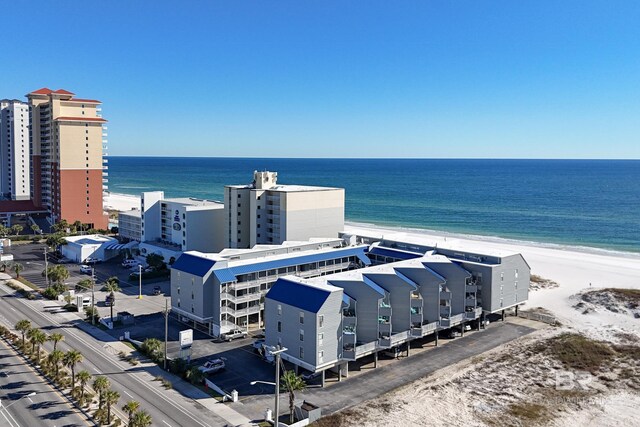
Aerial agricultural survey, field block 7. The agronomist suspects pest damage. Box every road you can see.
[0,339,91,427]
[0,283,231,427]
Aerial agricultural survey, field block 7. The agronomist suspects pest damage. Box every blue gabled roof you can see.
[171,253,217,277]
[227,246,371,277]
[266,278,332,313]
[368,246,422,261]
[213,268,237,284]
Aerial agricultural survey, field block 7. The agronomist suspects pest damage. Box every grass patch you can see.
[16,277,39,290]
[506,402,550,425]
[543,333,615,373]
[121,341,136,350]
[309,409,366,427]
[530,274,546,283]
[602,288,640,306]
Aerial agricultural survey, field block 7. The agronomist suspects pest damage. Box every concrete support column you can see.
[374,351,378,368]
[344,362,349,379]
[461,322,465,337]
[515,305,519,316]
[321,370,325,388]
[502,310,506,322]
[434,331,439,347]
[406,341,410,357]
[477,317,481,331]
[338,365,342,382]
[294,365,298,374]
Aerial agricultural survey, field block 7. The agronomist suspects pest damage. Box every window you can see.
[318,351,324,362]
[299,347,304,358]
[277,321,282,332]
[318,332,324,345]
[237,194,241,198]
[515,269,519,279]
[299,312,304,324]
[277,304,282,315]
[501,272,504,281]
[318,315,324,328]
[299,329,304,341]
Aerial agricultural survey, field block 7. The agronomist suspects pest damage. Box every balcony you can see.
[411,312,423,324]
[465,297,477,307]
[355,341,378,358]
[379,305,391,317]
[412,321,439,337]
[220,292,261,305]
[378,321,391,336]
[440,291,452,300]
[220,304,261,318]
[466,285,478,293]
[440,313,465,328]
[465,307,483,320]
[410,297,423,308]
[343,315,356,328]
[379,330,410,348]
[440,306,451,317]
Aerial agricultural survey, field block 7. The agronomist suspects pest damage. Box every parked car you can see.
[152,286,162,295]
[382,347,402,359]
[80,265,92,274]
[197,359,225,375]
[222,329,248,342]
[81,296,92,308]
[463,324,472,332]
[122,259,138,268]
[84,257,101,265]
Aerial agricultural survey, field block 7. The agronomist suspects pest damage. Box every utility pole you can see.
[138,264,142,299]
[91,267,96,326]
[269,345,287,427]
[44,247,48,288]
[164,299,168,370]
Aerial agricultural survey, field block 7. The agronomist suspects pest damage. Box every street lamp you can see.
[0,392,36,410]
[137,264,142,299]
[91,267,96,326]
[254,345,287,427]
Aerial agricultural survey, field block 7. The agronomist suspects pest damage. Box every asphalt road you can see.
[0,283,229,427]
[0,339,90,427]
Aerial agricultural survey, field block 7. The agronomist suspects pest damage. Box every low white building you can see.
[61,234,119,263]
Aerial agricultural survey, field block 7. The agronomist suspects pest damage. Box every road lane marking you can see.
[0,286,215,427]
[162,421,173,427]
[123,390,133,398]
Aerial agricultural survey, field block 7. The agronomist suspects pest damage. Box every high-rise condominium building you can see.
[27,88,108,229]
[0,99,30,200]
[224,171,345,248]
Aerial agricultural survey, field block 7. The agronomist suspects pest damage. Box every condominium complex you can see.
[0,99,30,200]
[118,209,142,242]
[27,88,108,229]
[264,234,530,379]
[224,171,344,248]
[134,191,225,260]
[170,239,370,336]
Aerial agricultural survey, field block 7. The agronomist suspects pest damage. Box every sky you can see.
[1,1,639,159]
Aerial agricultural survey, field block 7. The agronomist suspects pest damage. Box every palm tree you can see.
[93,376,110,410]
[30,224,40,235]
[122,400,140,427]
[46,232,67,248]
[31,330,48,364]
[11,262,23,278]
[49,332,64,351]
[131,410,152,427]
[104,389,120,424]
[73,220,83,234]
[77,370,92,403]
[27,327,38,354]
[64,350,83,389]
[15,320,31,348]
[104,277,120,321]
[47,349,64,378]
[280,369,307,423]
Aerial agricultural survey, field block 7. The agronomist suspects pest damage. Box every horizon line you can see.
[105,155,640,161]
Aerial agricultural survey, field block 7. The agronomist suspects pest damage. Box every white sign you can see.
[179,329,193,348]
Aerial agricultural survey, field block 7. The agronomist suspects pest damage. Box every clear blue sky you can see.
[2,1,639,158]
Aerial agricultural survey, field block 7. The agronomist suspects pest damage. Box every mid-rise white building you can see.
[0,100,30,200]
[118,209,142,242]
[138,191,225,261]
[225,171,344,248]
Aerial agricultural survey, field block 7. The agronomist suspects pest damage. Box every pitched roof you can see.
[53,89,75,95]
[266,278,333,313]
[64,98,101,104]
[30,88,53,95]
[171,253,217,277]
[368,246,422,261]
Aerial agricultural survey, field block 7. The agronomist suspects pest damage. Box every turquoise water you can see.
[107,158,640,253]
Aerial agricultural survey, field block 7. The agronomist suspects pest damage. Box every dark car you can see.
[153,286,162,295]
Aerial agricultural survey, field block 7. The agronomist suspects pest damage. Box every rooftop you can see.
[163,197,222,207]
[64,234,116,245]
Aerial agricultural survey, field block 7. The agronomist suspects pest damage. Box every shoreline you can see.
[103,190,639,257]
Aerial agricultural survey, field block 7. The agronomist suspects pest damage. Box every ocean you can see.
[106,157,640,254]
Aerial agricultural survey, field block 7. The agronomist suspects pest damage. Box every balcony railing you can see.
[379,330,410,348]
[440,313,465,328]
[220,304,261,318]
[355,341,378,357]
[440,291,452,300]
[379,305,392,317]
[411,321,439,337]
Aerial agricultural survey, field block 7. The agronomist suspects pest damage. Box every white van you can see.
[81,297,92,308]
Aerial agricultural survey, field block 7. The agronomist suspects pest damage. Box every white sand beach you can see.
[104,192,141,212]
